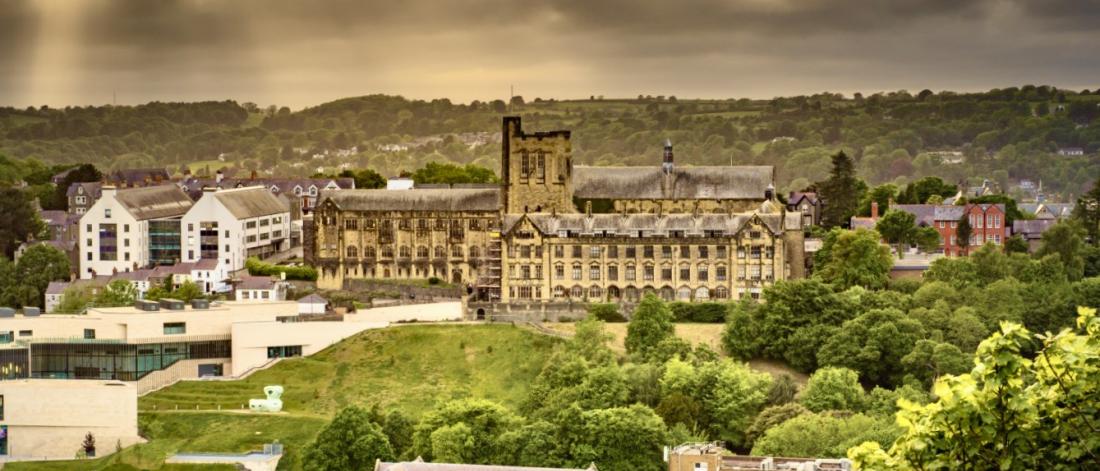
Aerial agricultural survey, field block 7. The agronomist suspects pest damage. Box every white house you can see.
[233,275,288,302]
[180,186,291,292]
[78,185,193,279]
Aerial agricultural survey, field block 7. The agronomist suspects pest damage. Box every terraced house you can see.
[310,117,804,315]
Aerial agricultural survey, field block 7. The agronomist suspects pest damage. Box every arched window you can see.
[695,286,710,300]
[714,286,729,299]
[451,245,464,258]
[417,246,429,258]
[677,286,692,301]
[553,286,566,298]
[346,245,358,258]
[469,246,480,258]
[381,246,394,258]
[399,245,411,258]
[365,246,376,258]
[571,285,584,298]
[625,286,639,302]
[589,285,603,300]
[572,263,582,280]
[607,285,621,299]
[697,264,709,282]
[660,286,674,301]
[435,246,445,257]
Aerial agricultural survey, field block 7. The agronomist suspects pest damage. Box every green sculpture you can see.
[248,385,284,412]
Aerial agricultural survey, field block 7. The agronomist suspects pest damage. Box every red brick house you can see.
[893,203,1007,256]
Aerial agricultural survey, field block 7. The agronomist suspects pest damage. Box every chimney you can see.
[765,183,775,201]
[585,201,592,217]
[871,201,879,219]
[101,184,117,199]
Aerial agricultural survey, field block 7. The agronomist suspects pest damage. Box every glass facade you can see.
[28,338,230,381]
[0,348,26,380]
[200,222,219,260]
[99,223,118,261]
[266,345,302,359]
[149,219,182,266]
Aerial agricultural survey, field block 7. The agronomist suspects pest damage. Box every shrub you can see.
[428,277,442,285]
[669,302,727,323]
[246,257,318,281]
[588,303,627,322]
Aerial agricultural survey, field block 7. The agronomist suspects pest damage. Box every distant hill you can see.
[2,86,1099,198]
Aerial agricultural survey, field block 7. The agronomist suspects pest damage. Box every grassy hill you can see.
[10,324,560,470]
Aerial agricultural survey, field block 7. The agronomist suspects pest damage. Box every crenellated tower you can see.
[501,116,574,213]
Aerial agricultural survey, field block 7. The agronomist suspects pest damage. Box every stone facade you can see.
[309,117,805,308]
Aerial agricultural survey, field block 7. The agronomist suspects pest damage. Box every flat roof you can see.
[85,300,297,316]
[0,378,133,389]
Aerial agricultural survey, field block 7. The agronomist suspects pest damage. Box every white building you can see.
[77,185,194,279]
[297,294,328,315]
[0,380,142,461]
[180,186,291,292]
[233,275,288,302]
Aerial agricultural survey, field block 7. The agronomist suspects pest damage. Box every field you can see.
[142,324,559,416]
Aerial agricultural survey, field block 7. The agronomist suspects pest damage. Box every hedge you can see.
[668,302,728,323]
[245,257,318,281]
[587,303,627,322]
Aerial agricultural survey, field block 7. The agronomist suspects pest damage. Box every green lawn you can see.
[14,324,559,471]
[142,324,559,417]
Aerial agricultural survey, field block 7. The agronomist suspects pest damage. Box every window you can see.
[589,285,602,299]
[608,246,619,258]
[626,246,636,258]
[643,245,654,258]
[163,322,186,335]
[346,246,359,258]
[699,246,709,258]
[18,330,31,337]
[679,246,690,258]
[662,266,673,281]
[84,329,95,339]
[572,263,582,280]
[737,247,745,259]
[590,264,601,280]
[715,286,729,299]
[246,221,257,229]
[267,345,303,359]
[105,208,111,218]
[572,246,582,258]
[625,265,636,281]
[698,265,709,281]
[417,246,429,258]
[677,287,692,301]
[98,223,118,261]
[521,245,532,258]
[750,265,762,280]
[555,264,565,279]
[590,246,601,257]
[521,266,531,279]
[939,221,945,228]
[554,286,566,298]
[751,246,762,259]
[451,245,463,258]
[679,265,691,280]
[716,265,727,281]
[662,246,672,259]
[608,265,618,281]
[554,246,564,258]
[571,286,583,298]
[644,265,654,281]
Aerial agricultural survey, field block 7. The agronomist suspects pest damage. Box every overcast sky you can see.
[2,0,1098,109]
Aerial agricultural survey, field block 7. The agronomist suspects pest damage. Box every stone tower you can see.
[662,138,674,174]
[501,116,574,213]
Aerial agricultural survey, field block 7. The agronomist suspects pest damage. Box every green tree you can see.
[1005,234,1029,254]
[818,151,864,228]
[1073,176,1100,243]
[850,307,1100,470]
[625,294,674,360]
[814,228,893,290]
[170,281,203,302]
[566,318,617,365]
[745,402,810,447]
[818,308,925,386]
[338,169,387,189]
[875,210,917,256]
[0,188,45,258]
[754,412,899,458]
[94,279,137,307]
[897,177,957,205]
[798,367,867,413]
[15,244,70,308]
[412,399,520,464]
[1036,220,1087,281]
[55,284,95,314]
[857,184,898,216]
[303,406,394,471]
[411,162,498,185]
[570,405,669,471]
[900,339,971,387]
[955,213,973,256]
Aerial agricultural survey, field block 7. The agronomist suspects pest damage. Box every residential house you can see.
[180,186,291,292]
[848,201,883,230]
[892,203,1007,256]
[1012,219,1057,253]
[1019,202,1074,220]
[233,275,287,302]
[77,185,194,279]
[66,182,102,216]
[667,442,851,471]
[177,176,354,215]
[1058,147,1085,156]
[787,191,820,228]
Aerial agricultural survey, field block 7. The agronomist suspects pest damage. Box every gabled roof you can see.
[1013,219,1056,239]
[298,294,328,304]
[212,187,289,219]
[893,204,937,226]
[39,210,68,226]
[46,281,70,295]
[66,181,102,198]
[322,188,501,212]
[788,192,818,206]
[573,165,773,200]
[114,185,194,220]
[237,275,276,290]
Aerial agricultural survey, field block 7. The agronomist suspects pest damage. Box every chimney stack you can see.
[662,139,674,175]
[871,201,879,219]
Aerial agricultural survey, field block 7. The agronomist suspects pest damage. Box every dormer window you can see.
[294,186,303,196]
[309,185,318,196]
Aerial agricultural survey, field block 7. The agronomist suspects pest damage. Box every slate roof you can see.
[212,186,289,219]
[66,181,102,198]
[297,294,328,304]
[505,212,789,237]
[39,210,68,226]
[114,185,194,220]
[572,165,773,200]
[1013,219,1057,240]
[322,188,501,212]
[45,281,70,295]
[893,204,938,226]
[107,168,170,186]
[177,177,355,200]
[237,275,276,290]
[788,191,818,206]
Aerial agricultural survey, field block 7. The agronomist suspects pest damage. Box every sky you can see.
[2,0,1099,109]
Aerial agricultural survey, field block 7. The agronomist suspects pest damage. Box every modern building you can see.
[77,185,194,279]
[0,379,142,461]
[180,186,291,292]
[310,117,805,316]
[297,294,328,315]
[0,300,389,385]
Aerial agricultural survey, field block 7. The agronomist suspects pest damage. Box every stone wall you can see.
[344,279,463,300]
[467,301,639,322]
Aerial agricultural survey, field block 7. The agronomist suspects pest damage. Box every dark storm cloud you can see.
[3,0,1100,107]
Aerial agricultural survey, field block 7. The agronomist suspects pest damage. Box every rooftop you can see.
[322,188,501,212]
[376,461,595,471]
[573,165,773,200]
[112,184,194,220]
[504,211,798,237]
[211,186,290,219]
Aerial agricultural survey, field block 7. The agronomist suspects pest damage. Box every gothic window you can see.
[435,246,446,257]
[451,245,464,258]
[417,246,429,258]
[365,246,376,258]
[399,245,411,258]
